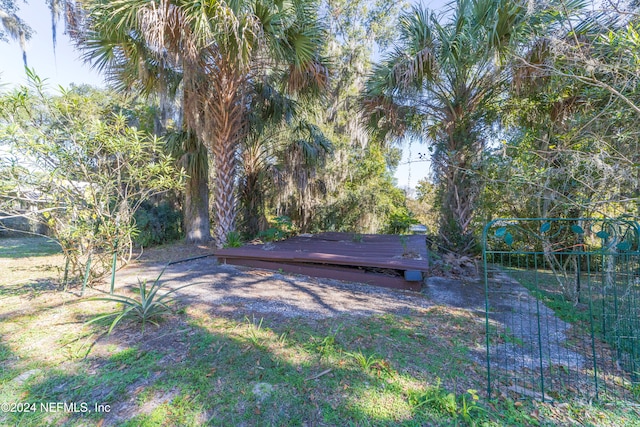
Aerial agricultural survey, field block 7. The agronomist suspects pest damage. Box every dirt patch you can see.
[110,256,433,321]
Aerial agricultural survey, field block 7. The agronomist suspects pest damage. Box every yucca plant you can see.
[87,267,197,334]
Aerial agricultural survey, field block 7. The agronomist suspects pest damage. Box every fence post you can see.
[81,254,91,297]
[482,221,493,400]
[110,238,118,295]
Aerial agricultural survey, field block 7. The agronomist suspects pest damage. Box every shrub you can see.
[133,200,183,247]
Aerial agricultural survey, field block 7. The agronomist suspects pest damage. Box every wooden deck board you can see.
[213,232,428,291]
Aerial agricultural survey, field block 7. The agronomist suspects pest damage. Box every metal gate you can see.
[482,218,640,402]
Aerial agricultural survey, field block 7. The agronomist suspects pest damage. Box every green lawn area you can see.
[1,237,639,426]
[0,237,62,259]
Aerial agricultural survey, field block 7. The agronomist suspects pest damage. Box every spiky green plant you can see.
[345,350,393,376]
[87,267,197,334]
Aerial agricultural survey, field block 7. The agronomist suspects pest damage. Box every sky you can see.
[0,1,438,191]
[0,1,105,88]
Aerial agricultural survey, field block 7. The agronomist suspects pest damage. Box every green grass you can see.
[505,267,609,337]
[0,237,61,259]
[0,307,499,426]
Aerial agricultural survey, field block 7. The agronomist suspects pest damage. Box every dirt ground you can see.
[112,253,435,321]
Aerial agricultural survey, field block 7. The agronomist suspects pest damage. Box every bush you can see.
[133,200,183,247]
[383,209,419,234]
[0,78,184,284]
[258,216,296,242]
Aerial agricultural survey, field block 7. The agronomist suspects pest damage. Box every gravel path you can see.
[425,273,585,374]
[114,256,433,320]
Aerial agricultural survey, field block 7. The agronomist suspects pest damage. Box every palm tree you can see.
[73,0,328,247]
[363,0,531,253]
[240,118,332,236]
[238,81,332,236]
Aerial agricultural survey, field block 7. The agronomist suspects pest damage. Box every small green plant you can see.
[224,231,243,248]
[630,376,640,401]
[399,235,408,253]
[87,267,196,334]
[410,379,458,416]
[348,350,374,369]
[258,216,296,242]
[244,316,266,347]
[346,350,393,376]
[304,326,343,359]
[317,334,335,353]
[352,233,364,243]
[410,380,484,423]
[459,388,482,423]
[277,331,288,346]
[314,334,338,359]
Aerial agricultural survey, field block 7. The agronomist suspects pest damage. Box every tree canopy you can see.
[1,0,639,257]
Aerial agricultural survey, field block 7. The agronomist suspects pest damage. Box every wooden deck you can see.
[214,232,428,291]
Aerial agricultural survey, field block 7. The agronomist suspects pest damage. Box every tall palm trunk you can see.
[435,116,481,254]
[207,69,247,248]
[183,63,248,248]
[438,149,477,254]
[161,99,211,244]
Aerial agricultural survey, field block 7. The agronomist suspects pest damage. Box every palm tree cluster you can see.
[65,0,328,247]
[3,0,638,255]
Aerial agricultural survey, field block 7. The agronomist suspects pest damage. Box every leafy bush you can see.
[0,78,184,284]
[133,200,183,247]
[383,209,419,234]
[258,216,296,242]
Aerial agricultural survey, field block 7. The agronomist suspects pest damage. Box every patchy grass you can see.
[504,268,595,329]
[1,238,640,425]
[0,237,61,259]
[0,237,64,295]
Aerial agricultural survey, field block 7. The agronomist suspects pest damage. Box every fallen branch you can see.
[305,368,332,381]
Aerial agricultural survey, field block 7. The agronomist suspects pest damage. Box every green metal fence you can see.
[482,218,640,402]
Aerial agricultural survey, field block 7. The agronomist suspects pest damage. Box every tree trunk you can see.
[184,168,211,243]
[438,160,477,254]
[183,64,247,248]
[241,170,267,237]
[208,70,247,248]
[435,119,481,255]
[211,136,238,247]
